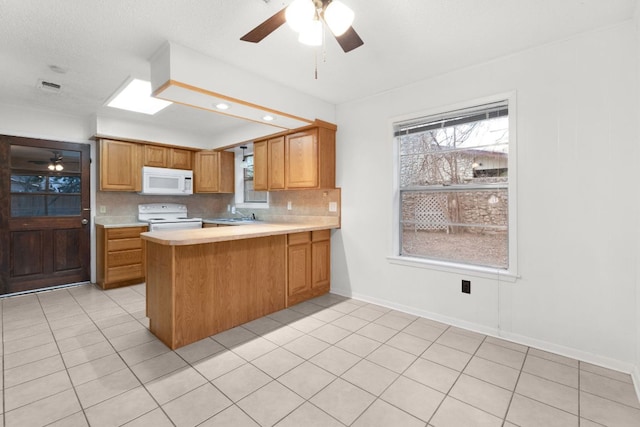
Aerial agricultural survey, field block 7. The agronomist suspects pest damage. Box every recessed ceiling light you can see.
[215,103,230,110]
[107,78,172,115]
[263,115,275,121]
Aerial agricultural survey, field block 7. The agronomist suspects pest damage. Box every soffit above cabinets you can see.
[150,42,334,131]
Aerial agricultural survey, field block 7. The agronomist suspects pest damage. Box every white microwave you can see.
[140,166,193,196]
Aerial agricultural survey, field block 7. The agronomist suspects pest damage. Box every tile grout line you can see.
[35,290,90,426]
[66,284,178,426]
[425,331,498,425]
[348,316,447,426]
[501,346,530,426]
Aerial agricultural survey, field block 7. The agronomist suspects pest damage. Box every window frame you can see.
[234,148,269,209]
[388,93,519,281]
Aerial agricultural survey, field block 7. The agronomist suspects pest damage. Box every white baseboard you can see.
[330,286,637,379]
[633,366,640,406]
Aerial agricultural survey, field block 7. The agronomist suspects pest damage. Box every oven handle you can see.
[149,221,202,231]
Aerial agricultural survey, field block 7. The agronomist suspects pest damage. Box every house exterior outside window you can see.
[394,98,515,274]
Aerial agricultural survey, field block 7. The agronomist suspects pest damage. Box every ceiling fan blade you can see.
[240,8,287,43]
[334,26,364,53]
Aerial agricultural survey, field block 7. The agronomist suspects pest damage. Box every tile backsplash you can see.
[95,192,233,219]
[95,188,341,221]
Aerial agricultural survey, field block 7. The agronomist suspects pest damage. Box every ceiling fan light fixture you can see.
[298,19,323,46]
[324,1,354,36]
[285,0,315,33]
[48,153,64,171]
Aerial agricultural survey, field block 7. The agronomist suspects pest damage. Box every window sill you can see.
[387,255,519,283]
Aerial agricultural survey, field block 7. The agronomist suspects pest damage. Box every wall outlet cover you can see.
[287,201,292,210]
[462,280,471,294]
[329,201,337,212]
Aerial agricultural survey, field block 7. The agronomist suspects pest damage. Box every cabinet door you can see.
[144,145,168,167]
[311,240,330,289]
[218,151,235,193]
[269,136,286,190]
[286,130,318,188]
[253,140,268,191]
[169,148,193,170]
[194,151,234,193]
[100,140,142,191]
[288,243,311,298]
[194,151,219,192]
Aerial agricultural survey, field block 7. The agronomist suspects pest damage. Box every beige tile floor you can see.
[1,283,640,427]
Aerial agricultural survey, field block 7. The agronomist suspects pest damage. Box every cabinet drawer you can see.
[106,264,144,283]
[107,227,146,239]
[312,229,331,242]
[288,232,311,245]
[107,237,142,252]
[108,249,142,267]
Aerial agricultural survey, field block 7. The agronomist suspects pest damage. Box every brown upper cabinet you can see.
[194,150,235,193]
[99,139,142,191]
[144,145,193,170]
[254,136,285,191]
[254,123,336,190]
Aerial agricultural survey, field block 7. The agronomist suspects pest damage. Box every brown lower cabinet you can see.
[287,229,331,306]
[96,225,147,289]
[145,229,332,349]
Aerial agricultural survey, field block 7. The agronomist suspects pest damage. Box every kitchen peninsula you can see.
[142,220,337,349]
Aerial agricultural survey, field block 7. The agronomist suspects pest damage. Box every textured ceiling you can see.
[0,0,637,138]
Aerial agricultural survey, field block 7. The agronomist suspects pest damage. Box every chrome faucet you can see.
[232,208,256,220]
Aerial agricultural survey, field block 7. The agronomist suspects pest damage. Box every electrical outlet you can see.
[462,280,471,294]
[231,206,236,214]
[329,202,337,212]
[99,205,106,214]
[287,201,292,210]
[227,204,231,212]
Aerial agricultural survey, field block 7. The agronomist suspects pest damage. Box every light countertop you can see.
[94,216,148,228]
[141,220,339,246]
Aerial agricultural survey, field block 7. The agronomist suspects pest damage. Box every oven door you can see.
[148,221,202,231]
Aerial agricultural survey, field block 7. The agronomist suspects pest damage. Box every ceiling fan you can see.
[28,151,64,171]
[241,0,364,53]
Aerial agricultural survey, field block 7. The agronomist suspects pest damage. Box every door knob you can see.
[81,218,89,225]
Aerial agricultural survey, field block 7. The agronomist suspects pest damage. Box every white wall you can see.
[332,21,639,371]
[635,7,640,393]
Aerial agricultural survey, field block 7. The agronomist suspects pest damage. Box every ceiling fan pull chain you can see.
[314,48,318,80]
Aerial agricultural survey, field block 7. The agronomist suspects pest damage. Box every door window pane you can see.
[10,175,47,192]
[10,145,82,217]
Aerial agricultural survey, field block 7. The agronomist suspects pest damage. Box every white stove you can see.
[138,203,202,231]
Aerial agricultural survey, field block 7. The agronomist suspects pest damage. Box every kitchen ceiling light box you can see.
[149,42,323,133]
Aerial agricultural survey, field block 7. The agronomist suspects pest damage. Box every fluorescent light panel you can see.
[107,79,172,115]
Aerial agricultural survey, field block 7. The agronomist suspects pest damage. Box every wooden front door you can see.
[0,136,91,295]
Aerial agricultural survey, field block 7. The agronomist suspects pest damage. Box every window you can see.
[242,155,267,203]
[235,148,269,208]
[10,146,82,217]
[395,100,512,271]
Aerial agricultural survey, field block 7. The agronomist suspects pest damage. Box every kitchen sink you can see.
[207,217,260,224]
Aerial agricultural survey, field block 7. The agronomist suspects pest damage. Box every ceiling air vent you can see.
[37,79,62,93]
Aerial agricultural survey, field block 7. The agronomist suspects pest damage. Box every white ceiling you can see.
[0,0,637,138]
